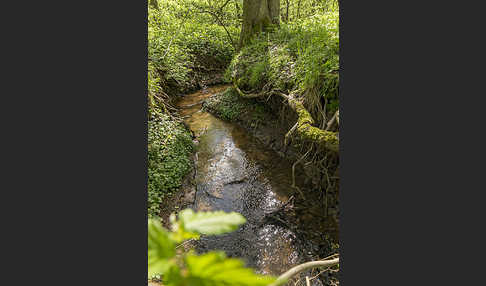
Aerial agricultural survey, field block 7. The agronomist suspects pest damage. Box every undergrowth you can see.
[147,0,240,217]
[203,88,245,121]
[148,0,239,101]
[225,10,339,121]
[148,110,193,218]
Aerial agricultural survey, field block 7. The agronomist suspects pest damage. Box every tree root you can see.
[268,257,339,286]
[292,146,312,199]
[232,81,339,153]
[325,110,339,131]
[232,78,266,98]
[280,92,339,153]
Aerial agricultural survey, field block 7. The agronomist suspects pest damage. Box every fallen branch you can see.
[268,258,340,286]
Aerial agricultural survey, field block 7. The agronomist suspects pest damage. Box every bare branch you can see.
[269,258,340,286]
[325,109,339,131]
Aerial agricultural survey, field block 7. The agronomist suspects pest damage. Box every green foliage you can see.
[248,59,269,89]
[175,209,247,235]
[148,111,193,218]
[228,8,340,117]
[148,62,162,101]
[148,220,176,277]
[148,0,240,99]
[184,252,275,286]
[203,88,245,121]
[148,209,275,285]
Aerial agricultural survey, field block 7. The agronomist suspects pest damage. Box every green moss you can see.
[293,101,315,126]
[148,111,193,218]
[291,99,339,153]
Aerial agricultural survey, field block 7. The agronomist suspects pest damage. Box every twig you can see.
[219,0,232,11]
[175,238,195,249]
[325,110,339,131]
[281,195,294,209]
[162,14,189,60]
[193,153,198,206]
[284,122,298,146]
[292,146,313,195]
[194,5,235,49]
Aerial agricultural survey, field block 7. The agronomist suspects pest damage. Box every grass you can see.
[225,10,339,122]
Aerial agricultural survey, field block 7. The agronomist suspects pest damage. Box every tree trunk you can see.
[238,0,280,49]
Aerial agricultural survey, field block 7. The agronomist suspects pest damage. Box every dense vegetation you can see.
[228,5,339,134]
[148,111,193,217]
[148,0,239,102]
[148,0,340,285]
[147,0,240,218]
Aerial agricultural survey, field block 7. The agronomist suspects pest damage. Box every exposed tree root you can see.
[232,78,266,98]
[292,146,312,199]
[232,81,339,153]
[268,257,340,286]
[326,110,339,131]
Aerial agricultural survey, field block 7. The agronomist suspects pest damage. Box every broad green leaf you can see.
[177,209,247,235]
[184,252,276,286]
[169,212,200,243]
[148,219,176,277]
[162,263,184,286]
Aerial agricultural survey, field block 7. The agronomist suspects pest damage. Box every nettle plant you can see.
[148,209,277,286]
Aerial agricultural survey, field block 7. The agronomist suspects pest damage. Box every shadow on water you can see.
[176,85,323,283]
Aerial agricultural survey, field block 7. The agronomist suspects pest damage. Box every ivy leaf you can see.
[148,219,176,277]
[177,209,247,235]
[184,252,276,286]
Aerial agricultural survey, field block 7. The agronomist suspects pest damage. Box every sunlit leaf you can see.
[184,252,276,286]
[177,209,247,235]
[148,219,176,277]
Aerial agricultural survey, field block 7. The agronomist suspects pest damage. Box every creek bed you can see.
[176,85,327,285]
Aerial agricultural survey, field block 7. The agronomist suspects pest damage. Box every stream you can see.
[176,85,324,285]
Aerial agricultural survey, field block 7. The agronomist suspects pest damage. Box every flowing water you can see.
[176,85,322,284]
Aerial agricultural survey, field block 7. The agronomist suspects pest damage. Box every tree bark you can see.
[238,0,280,49]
